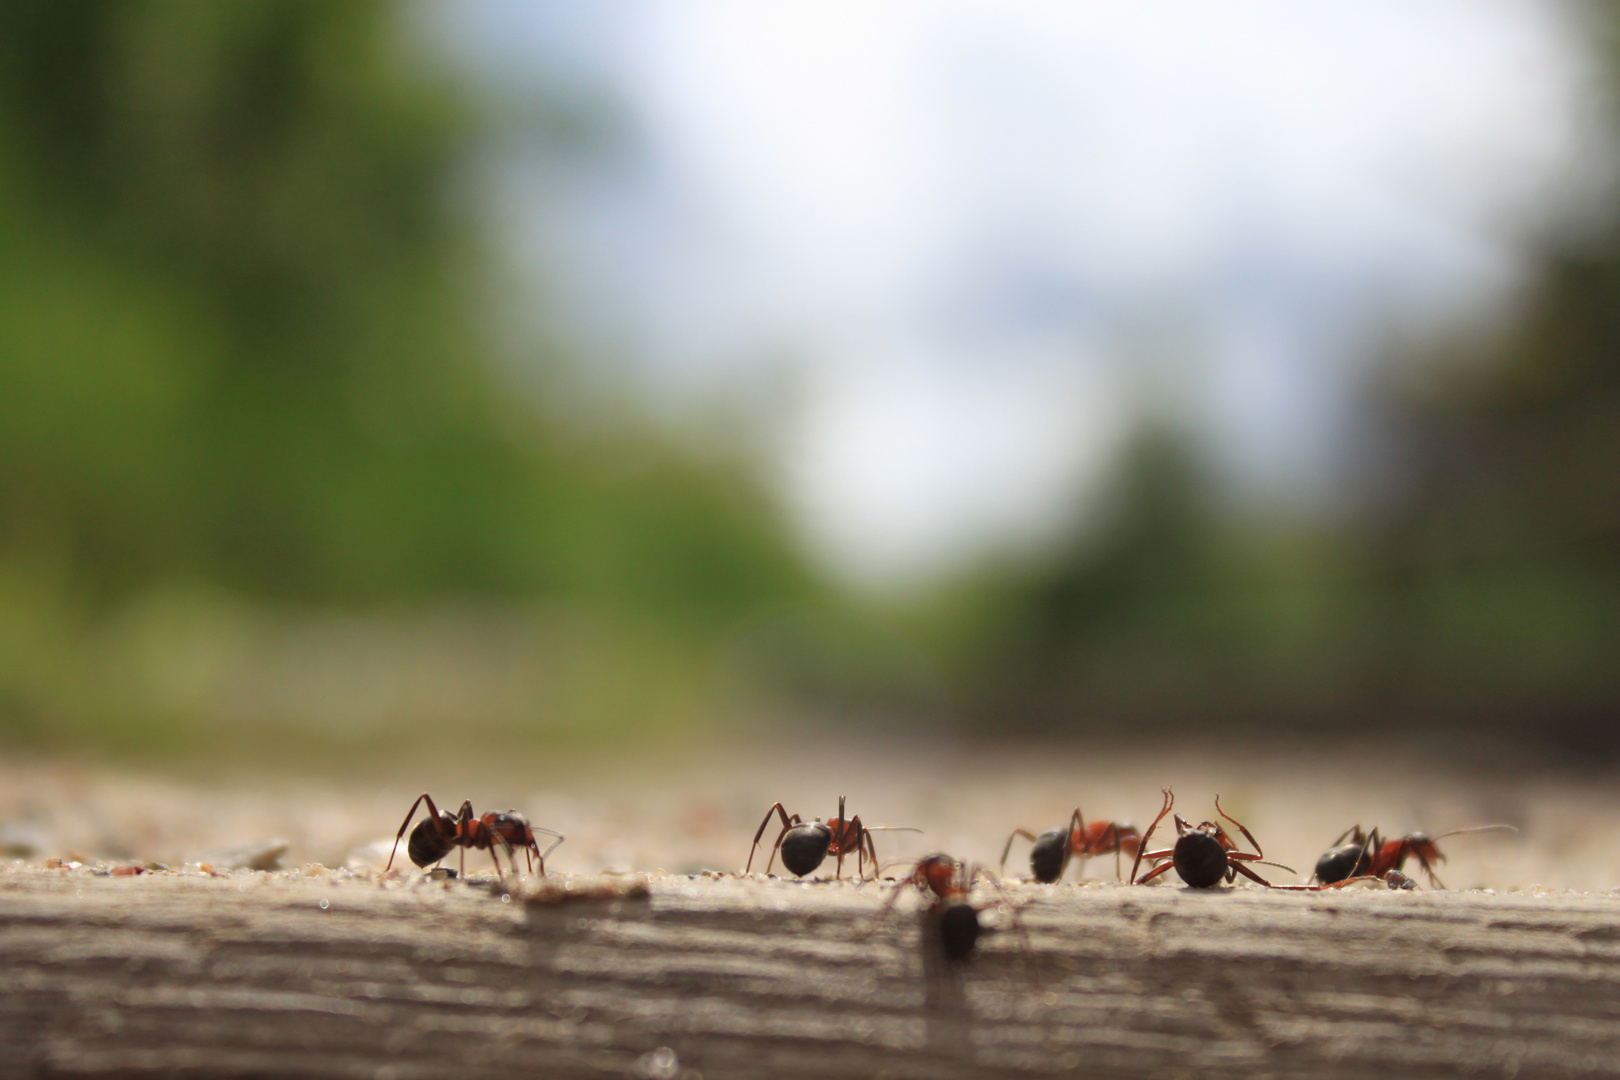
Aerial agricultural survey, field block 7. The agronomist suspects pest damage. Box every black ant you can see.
[745,795,918,879]
[1129,789,1293,888]
[1314,823,1516,888]
[386,794,563,878]
[1000,808,1140,882]
[881,853,1006,960]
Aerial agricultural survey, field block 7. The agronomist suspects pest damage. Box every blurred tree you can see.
[0,0,809,615]
[0,1,817,751]
[1360,246,1620,742]
[967,243,1620,747]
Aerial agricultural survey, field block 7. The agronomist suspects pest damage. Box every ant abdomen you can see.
[1028,829,1068,883]
[938,902,982,960]
[407,813,456,868]
[778,822,833,877]
[1173,831,1228,888]
[1314,842,1368,885]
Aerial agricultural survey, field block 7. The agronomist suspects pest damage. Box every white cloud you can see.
[446,1,1610,585]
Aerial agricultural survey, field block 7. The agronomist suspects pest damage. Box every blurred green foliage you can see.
[0,1,818,757]
[1,1,1616,760]
[960,242,1620,749]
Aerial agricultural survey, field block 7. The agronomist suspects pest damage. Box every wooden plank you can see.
[5,867,1620,1078]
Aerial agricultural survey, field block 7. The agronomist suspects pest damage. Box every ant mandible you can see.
[1129,789,1294,888]
[881,853,1005,960]
[385,793,564,878]
[745,795,917,880]
[1313,823,1515,889]
[1000,807,1140,882]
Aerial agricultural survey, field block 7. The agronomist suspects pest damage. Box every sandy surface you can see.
[4,740,1620,1078]
[0,738,1592,888]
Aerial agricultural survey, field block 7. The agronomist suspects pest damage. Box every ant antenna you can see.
[1432,824,1517,841]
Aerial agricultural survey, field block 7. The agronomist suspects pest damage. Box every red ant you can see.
[746,796,917,880]
[386,794,563,878]
[1129,789,1293,888]
[881,853,1006,960]
[1000,809,1140,882]
[1313,824,1515,889]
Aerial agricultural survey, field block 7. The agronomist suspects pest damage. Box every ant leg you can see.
[1232,862,1274,888]
[970,863,1013,906]
[1130,789,1174,885]
[762,815,802,876]
[1214,795,1264,858]
[878,863,928,915]
[834,797,848,881]
[386,793,440,872]
[747,804,793,875]
[1329,823,1364,849]
[746,803,794,874]
[1274,875,1385,891]
[533,828,564,877]
[1228,852,1297,875]
[998,829,1037,876]
[1135,859,1177,885]
[1420,861,1447,890]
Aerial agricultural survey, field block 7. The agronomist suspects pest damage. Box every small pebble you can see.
[210,840,289,872]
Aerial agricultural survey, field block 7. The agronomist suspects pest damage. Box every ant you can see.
[1000,808,1140,882]
[745,795,918,880]
[881,853,1006,960]
[1129,789,1294,888]
[386,794,564,878]
[1313,824,1515,889]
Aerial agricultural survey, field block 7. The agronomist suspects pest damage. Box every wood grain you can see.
[4,868,1620,1078]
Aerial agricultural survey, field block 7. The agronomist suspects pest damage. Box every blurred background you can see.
[1,0,1618,793]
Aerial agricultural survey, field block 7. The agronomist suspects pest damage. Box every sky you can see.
[431,2,1613,588]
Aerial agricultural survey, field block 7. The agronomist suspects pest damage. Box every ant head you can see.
[917,853,964,898]
[488,811,534,845]
[1406,833,1444,866]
